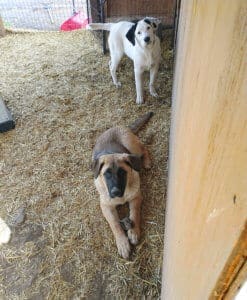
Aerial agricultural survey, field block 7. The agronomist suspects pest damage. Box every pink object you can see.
[60,11,89,31]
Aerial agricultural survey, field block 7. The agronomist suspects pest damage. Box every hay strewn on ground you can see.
[0,29,173,299]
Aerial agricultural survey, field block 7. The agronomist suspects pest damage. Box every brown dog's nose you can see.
[111,187,122,198]
[144,36,150,43]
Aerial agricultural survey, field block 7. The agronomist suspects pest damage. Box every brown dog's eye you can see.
[147,26,150,30]
[104,168,112,179]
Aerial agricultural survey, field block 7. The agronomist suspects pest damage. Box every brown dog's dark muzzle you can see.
[104,166,127,198]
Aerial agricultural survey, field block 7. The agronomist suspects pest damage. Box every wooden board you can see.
[162,0,247,299]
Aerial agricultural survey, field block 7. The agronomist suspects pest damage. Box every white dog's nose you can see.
[144,36,150,43]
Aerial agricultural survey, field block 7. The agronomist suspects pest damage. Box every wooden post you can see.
[0,15,6,37]
[162,0,247,299]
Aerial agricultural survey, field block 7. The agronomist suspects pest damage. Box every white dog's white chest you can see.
[134,50,157,71]
[132,37,160,71]
[143,53,155,70]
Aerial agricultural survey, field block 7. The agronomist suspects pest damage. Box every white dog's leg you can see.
[149,64,159,97]
[134,69,144,104]
[109,52,123,88]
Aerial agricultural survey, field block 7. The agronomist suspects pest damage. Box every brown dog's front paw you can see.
[143,159,151,169]
[127,228,140,245]
[120,217,133,231]
[143,153,152,169]
[116,236,130,259]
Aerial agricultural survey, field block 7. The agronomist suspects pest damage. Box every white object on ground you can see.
[0,217,11,245]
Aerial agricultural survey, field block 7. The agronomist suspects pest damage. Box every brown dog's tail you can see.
[128,112,154,134]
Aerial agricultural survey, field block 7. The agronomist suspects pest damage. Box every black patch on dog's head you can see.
[126,23,137,46]
[152,22,157,28]
[145,18,158,29]
[144,18,151,26]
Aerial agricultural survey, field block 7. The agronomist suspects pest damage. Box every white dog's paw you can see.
[114,81,122,88]
[128,228,140,245]
[116,236,130,259]
[149,86,158,97]
[136,96,144,105]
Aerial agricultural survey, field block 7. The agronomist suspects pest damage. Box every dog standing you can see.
[87,18,161,104]
[92,112,153,259]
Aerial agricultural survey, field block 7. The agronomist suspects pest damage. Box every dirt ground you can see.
[0,29,173,299]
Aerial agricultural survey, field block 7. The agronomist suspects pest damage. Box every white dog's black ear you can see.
[144,17,161,30]
[126,23,137,46]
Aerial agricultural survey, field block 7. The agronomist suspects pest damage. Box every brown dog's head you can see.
[92,154,142,199]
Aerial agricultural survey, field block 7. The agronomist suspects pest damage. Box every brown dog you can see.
[92,112,153,259]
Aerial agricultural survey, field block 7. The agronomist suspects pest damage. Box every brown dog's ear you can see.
[125,154,142,172]
[91,159,104,178]
[126,23,137,46]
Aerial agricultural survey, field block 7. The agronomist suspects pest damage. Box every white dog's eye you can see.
[147,26,150,30]
[137,31,141,34]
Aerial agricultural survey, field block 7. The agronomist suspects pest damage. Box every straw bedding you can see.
[0,29,173,299]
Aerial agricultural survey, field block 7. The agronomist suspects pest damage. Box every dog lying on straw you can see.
[92,112,153,259]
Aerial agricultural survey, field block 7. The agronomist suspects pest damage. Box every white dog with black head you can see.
[86,18,161,104]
